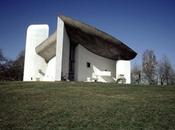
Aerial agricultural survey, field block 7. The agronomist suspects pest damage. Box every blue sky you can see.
[0,0,175,67]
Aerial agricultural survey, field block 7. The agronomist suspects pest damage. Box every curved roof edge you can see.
[60,15,137,60]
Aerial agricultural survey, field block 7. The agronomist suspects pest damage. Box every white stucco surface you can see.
[43,57,56,81]
[116,60,131,84]
[74,44,116,82]
[23,25,49,81]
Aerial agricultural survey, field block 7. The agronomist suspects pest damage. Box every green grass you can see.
[0,82,175,130]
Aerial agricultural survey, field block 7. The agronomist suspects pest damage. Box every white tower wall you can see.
[116,60,131,84]
[23,25,49,81]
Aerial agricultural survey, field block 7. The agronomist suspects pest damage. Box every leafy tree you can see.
[142,50,157,85]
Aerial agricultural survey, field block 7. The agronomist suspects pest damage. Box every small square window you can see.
[86,62,91,68]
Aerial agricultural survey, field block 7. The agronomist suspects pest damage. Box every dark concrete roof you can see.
[36,15,137,62]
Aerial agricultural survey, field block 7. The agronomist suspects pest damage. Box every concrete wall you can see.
[23,25,49,81]
[116,60,131,84]
[74,44,116,82]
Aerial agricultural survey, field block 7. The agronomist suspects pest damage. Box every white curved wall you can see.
[74,44,116,82]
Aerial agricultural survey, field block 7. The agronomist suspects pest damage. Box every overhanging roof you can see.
[36,15,137,62]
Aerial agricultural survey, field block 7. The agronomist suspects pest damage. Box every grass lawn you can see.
[0,82,175,130]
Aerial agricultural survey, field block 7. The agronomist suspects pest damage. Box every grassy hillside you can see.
[0,82,175,130]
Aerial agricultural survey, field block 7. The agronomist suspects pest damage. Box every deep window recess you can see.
[87,62,91,68]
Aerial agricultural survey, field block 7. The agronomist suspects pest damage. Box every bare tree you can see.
[9,50,25,81]
[131,63,141,84]
[158,55,174,85]
[0,49,8,80]
[0,49,25,81]
[0,49,6,64]
[142,50,157,85]
[170,71,175,85]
